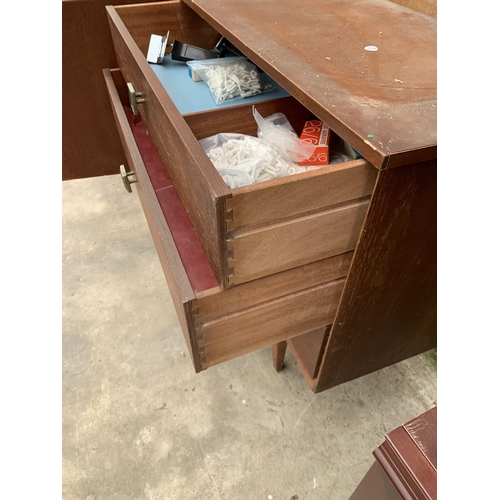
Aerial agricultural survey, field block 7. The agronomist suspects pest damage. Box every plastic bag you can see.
[252,107,316,162]
[187,57,274,104]
[199,133,304,188]
[330,151,352,164]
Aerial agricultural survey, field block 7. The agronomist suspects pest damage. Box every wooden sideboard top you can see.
[182,0,437,169]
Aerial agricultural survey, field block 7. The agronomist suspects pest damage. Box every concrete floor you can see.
[62,174,437,500]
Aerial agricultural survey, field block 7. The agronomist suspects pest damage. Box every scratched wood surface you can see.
[349,406,436,499]
[403,405,437,470]
[374,407,437,499]
[182,0,437,169]
[316,159,436,392]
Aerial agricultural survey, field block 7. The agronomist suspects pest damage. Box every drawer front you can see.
[193,254,350,369]
[107,1,377,289]
[105,68,351,372]
[226,197,370,284]
[225,163,375,284]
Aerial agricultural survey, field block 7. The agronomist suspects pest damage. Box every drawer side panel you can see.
[107,5,230,284]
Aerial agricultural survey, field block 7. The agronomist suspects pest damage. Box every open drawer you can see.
[104,68,353,372]
[106,0,378,289]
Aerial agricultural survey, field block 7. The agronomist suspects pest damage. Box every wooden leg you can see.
[272,341,287,372]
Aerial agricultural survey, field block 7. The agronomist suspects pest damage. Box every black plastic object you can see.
[170,40,220,62]
[214,37,246,58]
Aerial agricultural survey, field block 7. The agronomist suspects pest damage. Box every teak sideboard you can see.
[103,0,436,393]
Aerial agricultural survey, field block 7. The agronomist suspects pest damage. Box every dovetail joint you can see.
[226,273,236,287]
[226,234,235,250]
[195,329,205,349]
[225,208,234,222]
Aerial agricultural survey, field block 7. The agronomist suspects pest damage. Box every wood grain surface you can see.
[389,0,436,17]
[228,198,370,284]
[374,407,437,500]
[182,0,437,169]
[286,327,330,380]
[184,97,313,140]
[196,278,346,369]
[272,341,287,372]
[316,159,436,392]
[62,0,157,180]
[107,4,231,283]
[403,406,437,471]
[350,405,437,499]
[227,160,377,229]
[196,252,352,321]
[115,0,221,56]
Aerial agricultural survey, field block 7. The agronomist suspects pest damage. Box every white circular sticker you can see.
[364,45,379,51]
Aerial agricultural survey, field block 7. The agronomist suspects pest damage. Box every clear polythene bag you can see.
[252,107,316,163]
[199,133,304,189]
[187,57,274,104]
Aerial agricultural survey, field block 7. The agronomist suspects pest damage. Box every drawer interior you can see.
[122,103,220,295]
[116,1,292,114]
[110,1,378,288]
[150,54,292,115]
[114,0,369,185]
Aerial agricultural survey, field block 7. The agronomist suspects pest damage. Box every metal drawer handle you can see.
[127,82,145,115]
[120,164,137,193]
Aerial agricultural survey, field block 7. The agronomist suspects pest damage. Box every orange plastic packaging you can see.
[297,120,331,165]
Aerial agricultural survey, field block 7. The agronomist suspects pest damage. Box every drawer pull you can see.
[127,82,145,115]
[120,164,137,193]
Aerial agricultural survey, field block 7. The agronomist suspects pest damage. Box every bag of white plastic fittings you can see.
[199,133,303,188]
[252,106,316,163]
[187,57,274,105]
